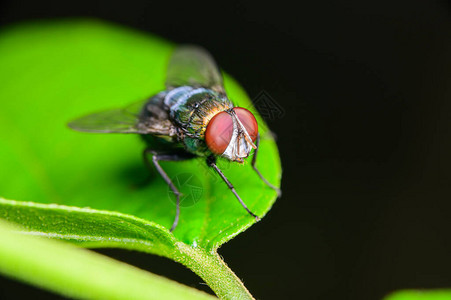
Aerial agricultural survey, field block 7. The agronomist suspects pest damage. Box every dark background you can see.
[1,1,451,299]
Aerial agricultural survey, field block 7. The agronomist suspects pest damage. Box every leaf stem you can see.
[174,243,255,300]
[0,220,216,300]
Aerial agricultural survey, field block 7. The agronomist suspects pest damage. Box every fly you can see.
[68,45,280,231]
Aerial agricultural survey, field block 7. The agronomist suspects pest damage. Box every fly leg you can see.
[251,133,282,197]
[143,148,195,232]
[207,155,260,221]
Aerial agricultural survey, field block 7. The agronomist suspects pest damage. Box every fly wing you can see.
[68,97,174,136]
[165,45,225,94]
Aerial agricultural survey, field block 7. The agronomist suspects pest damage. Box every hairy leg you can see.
[251,134,282,197]
[207,155,260,221]
[143,149,194,231]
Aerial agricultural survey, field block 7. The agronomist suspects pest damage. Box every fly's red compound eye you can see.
[233,107,258,142]
[205,111,234,155]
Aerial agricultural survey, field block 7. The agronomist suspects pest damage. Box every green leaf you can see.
[0,198,178,254]
[0,19,281,299]
[0,19,281,250]
[0,218,216,300]
[383,290,451,300]
[0,198,254,299]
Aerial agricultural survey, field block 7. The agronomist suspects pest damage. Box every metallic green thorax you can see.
[165,86,233,156]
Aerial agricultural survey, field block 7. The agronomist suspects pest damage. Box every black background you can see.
[1,1,451,299]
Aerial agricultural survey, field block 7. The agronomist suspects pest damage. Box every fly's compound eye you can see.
[205,111,234,155]
[233,107,258,142]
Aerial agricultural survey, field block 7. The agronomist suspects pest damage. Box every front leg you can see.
[143,148,195,232]
[207,155,260,221]
[251,133,282,197]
